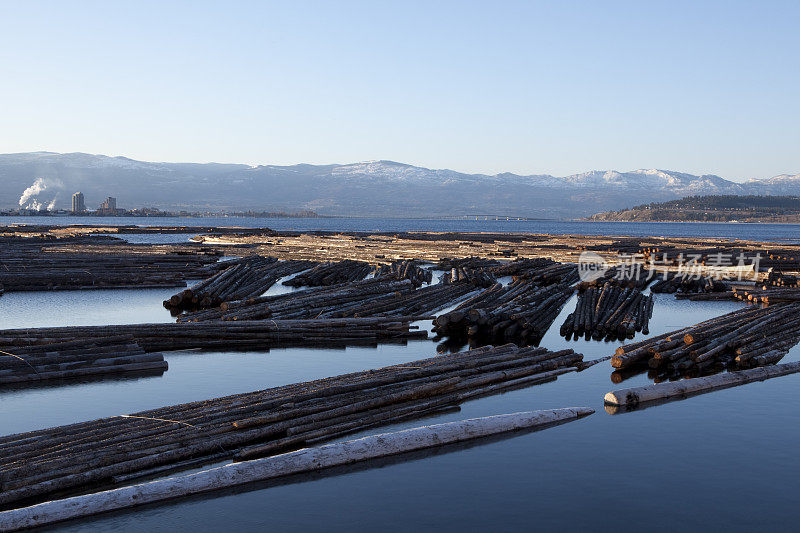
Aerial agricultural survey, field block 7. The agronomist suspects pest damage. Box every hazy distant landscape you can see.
[3,152,800,219]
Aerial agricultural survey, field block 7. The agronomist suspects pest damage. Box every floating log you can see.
[604,361,800,408]
[0,344,584,507]
[0,408,593,530]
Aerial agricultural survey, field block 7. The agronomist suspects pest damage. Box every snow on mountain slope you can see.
[747,173,800,185]
[0,152,797,217]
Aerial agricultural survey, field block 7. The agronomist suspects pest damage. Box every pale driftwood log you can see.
[604,361,800,407]
[0,408,593,532]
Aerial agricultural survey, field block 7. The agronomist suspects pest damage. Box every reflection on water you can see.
[2,288,800,532]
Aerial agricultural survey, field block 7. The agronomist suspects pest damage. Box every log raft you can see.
[0,336,166,386]
[433,279,575,346]
[610,303,800,377]
[0,317,428,353]
[0,236,221,293]
[176,277,475,322]
[373,259,433,287]
[559,282,653,340]
[0,344,585,507]
[0,408,593,531]
[163,256,315,312]
[283,259,372,288]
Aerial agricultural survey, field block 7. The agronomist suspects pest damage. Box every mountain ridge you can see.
[1,152,798,218]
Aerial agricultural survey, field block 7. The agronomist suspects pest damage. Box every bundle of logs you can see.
[0,251,220,292]
[177,278,474,322]
[730,286,800,304]
[576,266,653,291]
[649,273,729,294]
[560,284,654,340]
[282,260,372,287]
[435,257,501,271]
[316,282,477,319]
[752,252,800,271]
[611,303,800,378]
[638,247,763,267]
[432,280,574,346]
[582,238,648,255]
[163,256,315,312]
[0,317,427,352]
[491,258,579,285]
[764,270,798,288]
[439,267,496,287]
[373,260,432,287]
[0,336,167,387]
[0,343,588,507]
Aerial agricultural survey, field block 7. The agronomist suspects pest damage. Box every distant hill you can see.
[588,195,800,222]
[1,152,799,218]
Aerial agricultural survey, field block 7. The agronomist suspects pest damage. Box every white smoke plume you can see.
[26,199,44,211]
[47,195,59,211]
[19,178,47,206]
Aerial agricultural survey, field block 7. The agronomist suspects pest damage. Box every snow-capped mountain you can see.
[745,173,800,194]
[0,152,796,218]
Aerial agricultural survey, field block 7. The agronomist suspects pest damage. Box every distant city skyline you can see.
[1,1,798,181]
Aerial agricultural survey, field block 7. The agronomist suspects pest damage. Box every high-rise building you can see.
[98,196,117,214]
[71,192,85,213]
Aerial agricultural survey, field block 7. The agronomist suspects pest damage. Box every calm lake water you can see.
[1,221,799,532]
[4,215,800,242]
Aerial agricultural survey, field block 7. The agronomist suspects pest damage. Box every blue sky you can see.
[0,0,797,180]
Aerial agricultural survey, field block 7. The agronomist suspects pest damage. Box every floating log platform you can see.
[0,344,586,508]
[6,225,800,276]
[611,303,800,376]
[0,317,427,353]
[560,283,653,340]
[0,336,166,386]
[0,236,221,293]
